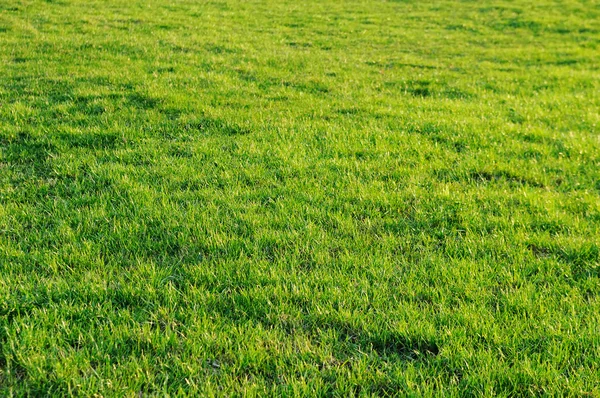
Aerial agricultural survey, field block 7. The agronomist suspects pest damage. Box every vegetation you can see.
[1,0,599,395]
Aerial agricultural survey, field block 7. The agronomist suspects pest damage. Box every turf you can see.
[1,0,599,395]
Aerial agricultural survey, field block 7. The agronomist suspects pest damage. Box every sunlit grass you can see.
[0,0,599,395]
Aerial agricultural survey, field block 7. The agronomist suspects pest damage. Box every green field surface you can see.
[1,0,599,395]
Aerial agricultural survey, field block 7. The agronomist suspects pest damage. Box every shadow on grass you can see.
[207,292,439,362]
[155,115,251,140]
[0,132,55,179]
[527,241,599,279]
[57,132,124,150]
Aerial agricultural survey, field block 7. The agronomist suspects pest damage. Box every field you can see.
[1,0,599,395]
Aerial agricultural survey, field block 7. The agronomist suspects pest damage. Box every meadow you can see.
[0,0,599,395]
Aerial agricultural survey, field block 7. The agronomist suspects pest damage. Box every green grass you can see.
[1,0,599,395]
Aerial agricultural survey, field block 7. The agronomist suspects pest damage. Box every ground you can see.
[0,0,599,396]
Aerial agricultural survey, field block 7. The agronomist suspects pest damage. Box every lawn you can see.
[1,0,599,395]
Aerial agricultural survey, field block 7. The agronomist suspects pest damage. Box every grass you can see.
[0,0,599,395]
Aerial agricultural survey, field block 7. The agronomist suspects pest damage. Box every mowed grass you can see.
[1,0,599,395]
